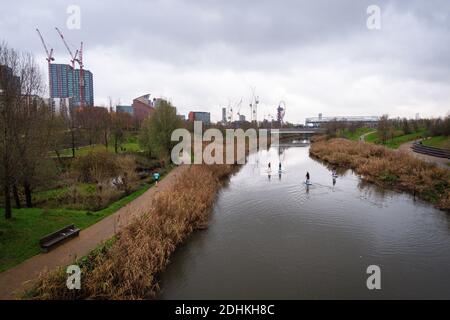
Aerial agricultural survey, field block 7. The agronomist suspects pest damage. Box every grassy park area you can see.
[0,99,181,276]
[341,127,374,141]
[0,157,173,273]
[50,137,142,158]
[422,136,450,150]
[0,183,150,272]
[364,130,426,149]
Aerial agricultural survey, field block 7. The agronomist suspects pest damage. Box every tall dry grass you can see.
[27,163,238,300]
[310,138,450,210]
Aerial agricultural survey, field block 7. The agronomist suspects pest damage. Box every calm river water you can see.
[160,145,450,299]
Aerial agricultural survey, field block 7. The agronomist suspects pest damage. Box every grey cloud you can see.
[0,0,448,121]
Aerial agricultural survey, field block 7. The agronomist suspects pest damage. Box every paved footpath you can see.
[398,141,449,169]
[0,165,187,300]
[359,133,448,169]
[359,131,376,142]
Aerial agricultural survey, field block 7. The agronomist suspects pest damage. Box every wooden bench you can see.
[39,224,80,252]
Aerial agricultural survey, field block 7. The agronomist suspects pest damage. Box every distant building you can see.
[73,69,94,107]
[49,64,74,99]
[178,114,186,121]
[116,105,133,115]
[132,94,155,122]
[49,64,94,108]
[188,111,211,125]
[239,114,246,122]
[0,64,20,95]
[47,97,72,117]
[305,114,380,127]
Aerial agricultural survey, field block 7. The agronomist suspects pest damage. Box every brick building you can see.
[132,94,155,122]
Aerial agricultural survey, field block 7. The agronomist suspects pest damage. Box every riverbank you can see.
[310,138,450,210]
[398,141,449,169]
[26,163,238,299]
[0,165,182,299]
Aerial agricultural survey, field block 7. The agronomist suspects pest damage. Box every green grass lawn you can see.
[365,131,378,143]
[384,131,426,149]
[422,136,450,150]
[341,127,375,141]
[50,135,142,158]
[0,182,151,273]
[364,130,426,149]
[50,141,142,158]
[32,183,95,207]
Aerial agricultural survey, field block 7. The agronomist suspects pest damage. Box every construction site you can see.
[220,89,287,128]
[36,27,94,116]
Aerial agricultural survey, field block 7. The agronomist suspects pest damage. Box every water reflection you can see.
[160,145,450,299]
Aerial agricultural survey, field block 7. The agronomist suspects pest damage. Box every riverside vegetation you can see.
[27,163,238,299]
[310,137,450,210]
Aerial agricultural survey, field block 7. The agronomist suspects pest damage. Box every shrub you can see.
[72,151,120,183]
[28,163,238,299]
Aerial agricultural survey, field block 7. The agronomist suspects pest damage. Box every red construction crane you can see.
[55,27,78,69]
[78,41,85,107]
[36,28,55,98]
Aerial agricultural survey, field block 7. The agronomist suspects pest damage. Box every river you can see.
[160,144,450,299]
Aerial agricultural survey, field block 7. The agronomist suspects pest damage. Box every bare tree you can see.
[0,43,52,216]
[111,111,132,153]
[0,42,22,218]
[377,115,390,144]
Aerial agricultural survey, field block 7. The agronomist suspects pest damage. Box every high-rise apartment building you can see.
[73,69,94,107]
[49,64,94,107]
[49,64,74,99]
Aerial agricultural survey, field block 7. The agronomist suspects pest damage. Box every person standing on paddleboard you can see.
[306,171,310,184]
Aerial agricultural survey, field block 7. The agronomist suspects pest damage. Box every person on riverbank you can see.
[153,171,161,186]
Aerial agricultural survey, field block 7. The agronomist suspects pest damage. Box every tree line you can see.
[324,115,450,142]
[0,43,140,219]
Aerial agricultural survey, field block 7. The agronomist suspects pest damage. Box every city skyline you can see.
[1,0,449,123]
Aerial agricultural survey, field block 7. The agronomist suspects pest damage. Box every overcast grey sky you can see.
[1,0,449,122]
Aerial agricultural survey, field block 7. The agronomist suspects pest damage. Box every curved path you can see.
[359,131,376,142]
[0,165,187,300]
[359,132,448,169]
[399,141,448,169]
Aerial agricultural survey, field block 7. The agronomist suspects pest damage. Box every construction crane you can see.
[227,100,233,123]
[54,27,85,107]
[235,97,243,119]
[55,27,78,69]
[78,41,85,107]
[36,28,55,98]
[249,88,259,126]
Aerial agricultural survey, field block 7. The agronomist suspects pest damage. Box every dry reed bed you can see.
[27,163,238,299]
[310,138,450,210]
